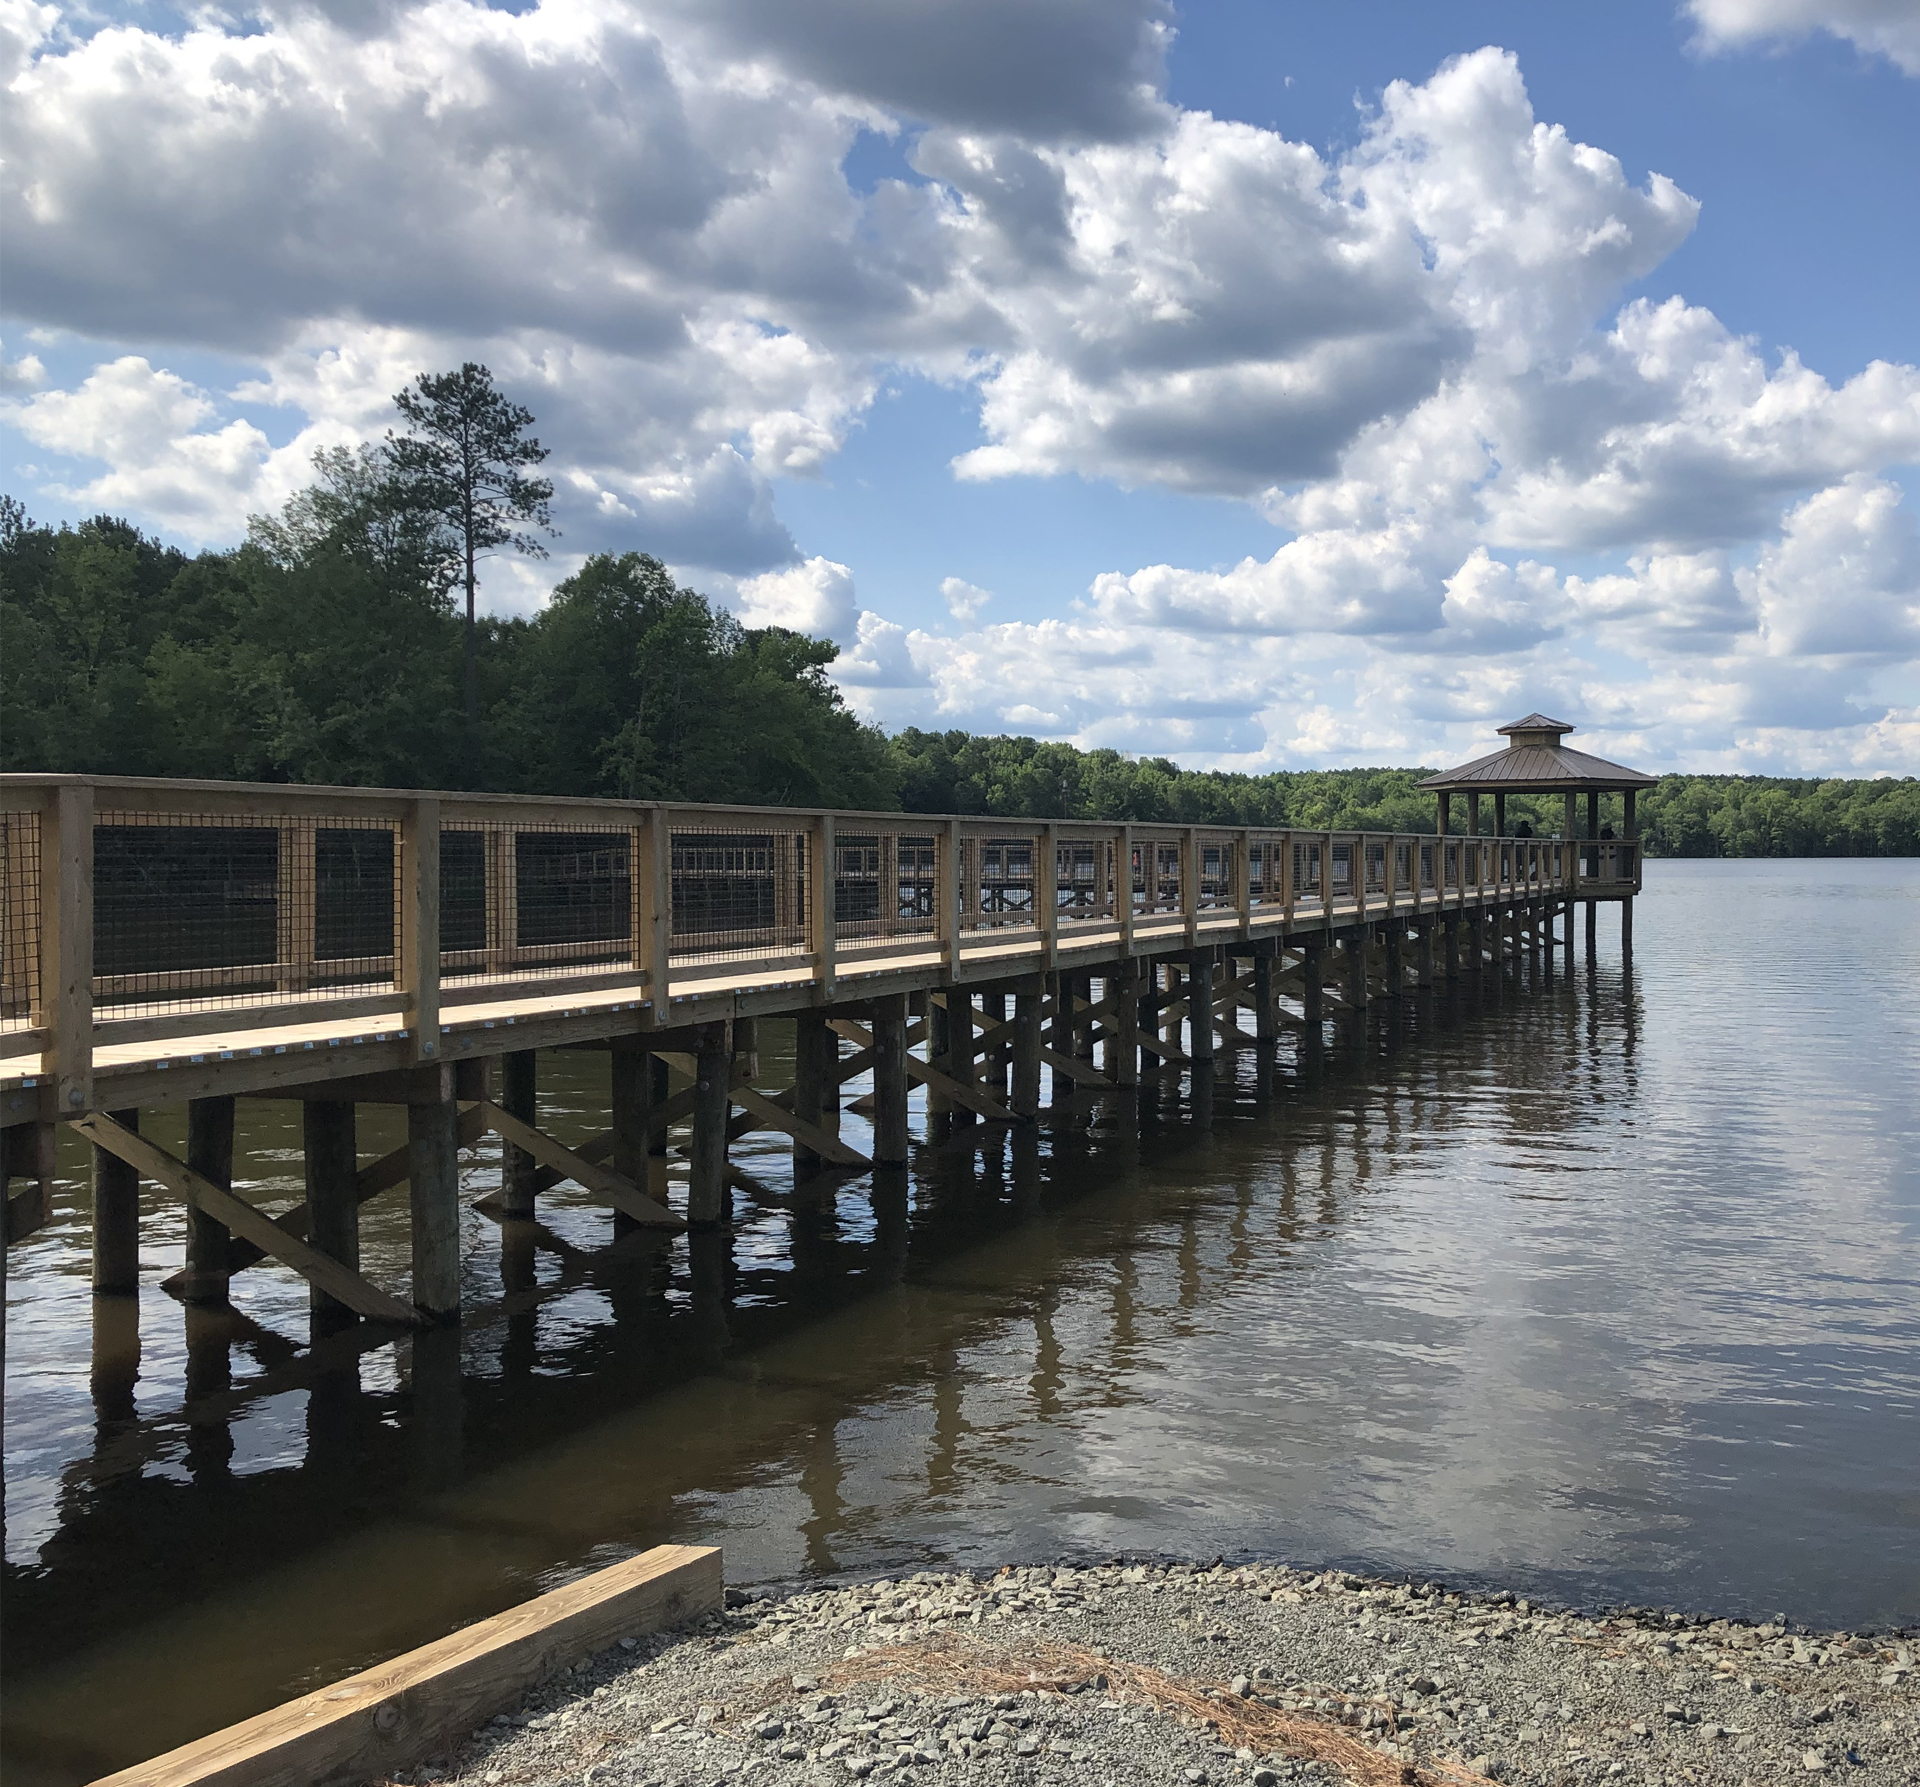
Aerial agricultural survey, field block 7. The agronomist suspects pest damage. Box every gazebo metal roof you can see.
[1419,715,1657,793]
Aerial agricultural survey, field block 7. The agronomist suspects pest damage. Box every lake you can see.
[3,859,1916,1782]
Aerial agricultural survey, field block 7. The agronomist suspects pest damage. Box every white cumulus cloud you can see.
[1687,0,1920,77]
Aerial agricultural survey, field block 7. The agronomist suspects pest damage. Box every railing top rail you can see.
[0,774,1606,847]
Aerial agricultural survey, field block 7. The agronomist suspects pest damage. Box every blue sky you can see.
[5,0,1918,772]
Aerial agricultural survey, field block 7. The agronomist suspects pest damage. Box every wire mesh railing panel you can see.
[1132,837,1182,916]
[91,811,401,1018]
[1,810,41,1032]
[1292,838,1323,909]
[314,827,396,970]
[1193,832,1236,910]
[1054,837,1117,928]
[834,828,940,949]
[670,822,806,964]
[1330,840,1354,903]
[960,834,1040,935]
[440,823,639,986]
[1363,840,1386,895]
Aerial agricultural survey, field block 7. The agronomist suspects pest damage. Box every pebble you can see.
[438,1559,1920,1786]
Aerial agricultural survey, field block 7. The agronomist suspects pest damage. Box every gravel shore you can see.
[402,1562,1919,1787]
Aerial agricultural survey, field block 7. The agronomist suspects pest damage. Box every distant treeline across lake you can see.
[4,505,1915,856]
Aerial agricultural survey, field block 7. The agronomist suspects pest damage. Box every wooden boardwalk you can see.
[0,772,1639,1332]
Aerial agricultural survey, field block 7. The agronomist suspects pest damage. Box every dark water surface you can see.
[4,861,1917,1781]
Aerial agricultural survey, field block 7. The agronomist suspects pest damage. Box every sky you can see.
[4,0,1919,775]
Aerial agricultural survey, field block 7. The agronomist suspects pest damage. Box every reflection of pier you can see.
[1,713,1646,1384]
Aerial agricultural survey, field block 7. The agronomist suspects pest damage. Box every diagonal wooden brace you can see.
[829,1018,1017,1122]
[471,1100,684,1229]
[72,1112,425,1326]
[163,1103,492,1293]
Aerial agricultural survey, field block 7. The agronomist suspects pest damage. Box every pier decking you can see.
[0,767,1639,1334]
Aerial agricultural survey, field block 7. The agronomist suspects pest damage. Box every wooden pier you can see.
[0,739,1642,1342]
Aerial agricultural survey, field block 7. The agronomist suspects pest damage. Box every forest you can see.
[4,494,1915,857]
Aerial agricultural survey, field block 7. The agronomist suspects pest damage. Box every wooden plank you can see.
[650,1053,868,1167]
[89,1543,723,1787]
[472,1100,683,1229]
[71,1113,424,1326]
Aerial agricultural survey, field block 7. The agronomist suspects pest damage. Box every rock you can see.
[1802,1749,1830,1771]
[1230,1676,1253,1698]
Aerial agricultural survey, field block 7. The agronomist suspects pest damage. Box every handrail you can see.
[0,773,1604,1100]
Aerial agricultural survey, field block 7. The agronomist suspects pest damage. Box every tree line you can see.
[3,368,1913,855]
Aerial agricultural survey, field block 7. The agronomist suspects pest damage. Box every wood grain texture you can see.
[88,1544,722,1787]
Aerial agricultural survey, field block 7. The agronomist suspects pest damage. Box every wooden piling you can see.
[1114,960,1142,1082]
[792,1011,829,1177]
[302,1100,359,1320]
[610,1039,653,1233]
[687,1021,732,1226]
[1012,983,1043,1116]
[182,1095,235,1306]
[1253,947,1277,1044]
[1186,948,1216,1060]
[871,993,910,1167]
[499,1049,538,1219]
[407,1072,462,1323]
[91,1106,141,1297]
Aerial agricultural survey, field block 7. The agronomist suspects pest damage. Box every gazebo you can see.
[1419,713,1657,943]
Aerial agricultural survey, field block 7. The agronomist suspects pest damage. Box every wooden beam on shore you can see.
[88,1543,723,1787]
[72,1113,425,1327]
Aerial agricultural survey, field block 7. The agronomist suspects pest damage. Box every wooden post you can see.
[1384,924,1403,997]
[950,989,978,1127]
[1302,940,1323,1039]
[408,1068,462,1322]
[811,813,837,999]
[937,818,960,982]
[871,993,910,1166]
[636,809,672,1020]
[1468,792,1482,838]
[1494,791,1507,838]
[1012,981,1044,1116]
[499,1048,538,1218]
[182,1095,235,1305]
[91,1107,141,1296]
[1114,959,1141,1083]
[276,817,317,993]
[304,1100,359,1321]
[1180,827,1200,945]
[980,990,1008,1097]
[1342,931,1366,1014]
[1117,824,1135,956]
[1233,828,1252,938]
[41,781,94,1117]
[1253,946,1276,1043]
[1186,947,1215,1059]
[792,1011,830,1176]
[1417,922,1435,989]
[1436,791,1449,837]
[1622,897,1634,960]
[611,1038,653,1233]
[1037,824,1058,969]
[399,796,441,1065]
[687,1021,732,1226]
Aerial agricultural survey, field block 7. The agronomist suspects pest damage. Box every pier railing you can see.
[1,775,1608,1103]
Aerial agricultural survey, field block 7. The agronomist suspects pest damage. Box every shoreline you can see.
[414,1560,1919,1787]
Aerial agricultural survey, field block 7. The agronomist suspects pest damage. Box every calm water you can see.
[3,861,1917,1782]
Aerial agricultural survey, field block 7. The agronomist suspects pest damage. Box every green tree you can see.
[386,364,555,753]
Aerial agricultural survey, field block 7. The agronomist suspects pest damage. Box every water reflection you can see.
[3,868,1918,1785]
